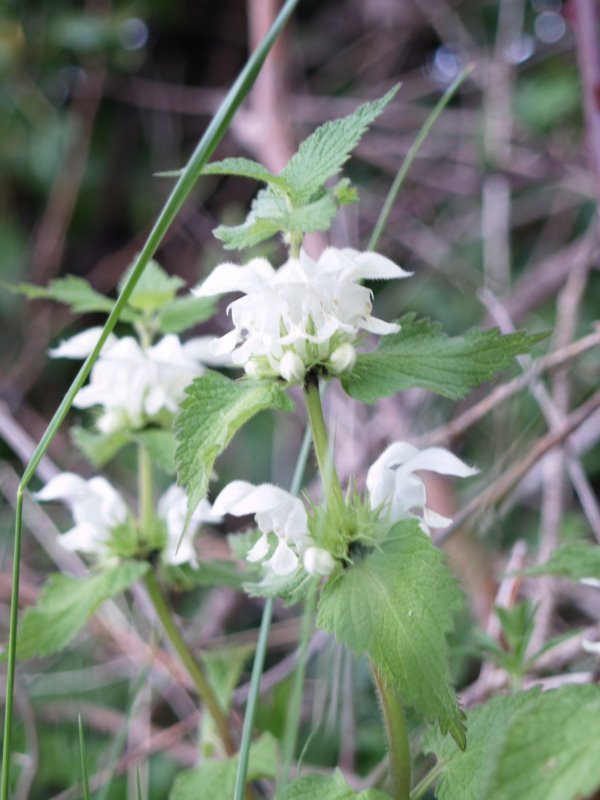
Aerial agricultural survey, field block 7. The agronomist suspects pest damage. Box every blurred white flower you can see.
[212,480,312,576]
[303,546,336,577]
[366,442,478,531]
[36,474,218,567]
[51,330,218,432]
[35,472,128,556]
[193,247,410,381]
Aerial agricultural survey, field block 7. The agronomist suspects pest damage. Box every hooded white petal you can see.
[367,441,477,528]
[158,486,220,567]
[265,539,299,576]
[49,328,118,359]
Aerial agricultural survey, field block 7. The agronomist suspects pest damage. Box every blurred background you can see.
[1,0,599,797]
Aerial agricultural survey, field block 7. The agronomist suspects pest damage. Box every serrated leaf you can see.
[317,520,465,747]
[244,566,312,606]
[9,276,124,315]
[520,541,600,582]
[426,685,600,800]
[71,425,132,467]
[135,429,176,474]
[119,259,184,313]
[281,85,399,204]
[285,192,339,233]
[214,186,289,250]
[169,732,278,800]
[281,770,390,799]
[156,295,216,334]
[163,559,249,591]
[175,371,294,514]
[344,315,548,403]
[11,562,149,661]
[203,157,291,192]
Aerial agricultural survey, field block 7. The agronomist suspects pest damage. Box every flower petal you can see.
[398,447,478,478]
[247,533,270,563]
[423,506,453,529]
[49,328,117,359]
[266,540,298,575]
[35,473,88,502]
[193,259,275,298]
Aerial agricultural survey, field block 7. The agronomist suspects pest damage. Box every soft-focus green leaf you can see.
[344,315,548,403]
[175,371,294,513]
[164,560,249,591]
[120,259,184,313]
[9,276,120,315]
[203,157,291,192]
[11,562,149,661]
[71,426,132,467]
[280,770,390,799]
[281,85,399,204]
[520,541,600,582]
[169,732,278,800]
[135,429,177,474]
[156,295,217,334]
[426,685,600,800]
[317,520,466,747]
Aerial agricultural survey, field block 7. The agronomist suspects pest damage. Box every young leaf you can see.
[11,562,149,661]
[169,732,278,800]
[317,520,466,748]
[426,685,600,800]
[9,276,118,315]
[520,541,600,582]
[202,157,291,192]
[280,770,390,799]
[119,259,185,313]
[175,371,294,514]
[281,85,399,204]
[156,295,216,334]
[71,425,132,467]
[213,187,290,250]
[343,315,548,403]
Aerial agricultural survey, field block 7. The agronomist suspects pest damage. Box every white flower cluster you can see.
[194,247,410,382]
[212,481,335,578]
[50,327,221,433]
[366,442,478,532]
[36,473,220,567]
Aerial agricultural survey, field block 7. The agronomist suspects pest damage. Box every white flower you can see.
[366,442,478,530]
[303,546,336,577]
[278,351,306,382]
[35,472,128,556]
[158,485,221,567]
[36,475,218,567]
[329,343,356,374]
[51,331,214,432]
[193,247,410,381]
[212,481,311,576]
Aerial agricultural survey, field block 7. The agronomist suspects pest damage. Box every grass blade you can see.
[0,1,301,796]
[78,715,90,800]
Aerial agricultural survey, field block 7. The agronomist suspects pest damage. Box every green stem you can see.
[368,64,474,253]
[138,445,154,540]
[278,582,318,794]
[0,3,300,794]
[410,761,446,800]
[370,661,411,800]
[144,571,235,756]
[303,377,345,522]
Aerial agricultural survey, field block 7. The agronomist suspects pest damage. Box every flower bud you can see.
[303,546,336,577]
[329,343,356,374]
[97,409,128,434]
[245,359,266,379]
[278,351,306,383]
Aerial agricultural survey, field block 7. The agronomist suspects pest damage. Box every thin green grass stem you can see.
[78,715,90,800]
[0,1,300,794]
[368,64,474,253]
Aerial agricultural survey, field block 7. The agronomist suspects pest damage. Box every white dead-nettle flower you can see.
[212,480,334,577]
[50,328,221,433]
[36,474,218,566]
[366,442,478,531]
[193,247,410,381]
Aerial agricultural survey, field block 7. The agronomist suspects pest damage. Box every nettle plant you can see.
[6,53,600,800]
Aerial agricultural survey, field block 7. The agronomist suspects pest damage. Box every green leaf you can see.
[120,259,185,313]
[280,770,390,799]
[244,566,312,606]
[281,85,399,204]
[317,520,466,747]
[213,187,289,250]
[285,192,339,233]
[344,315,548,403]
[163,560,249,591]
[169,732,278,800]
[71,426,132,467]
[202,157,291,192]
[12,562,149,661]
[520,541,600,582]
[175,371,294,514]
[200,645,253,756]
[156,295,217,334]
[8,276,122,315]
[426,685,600,800]
[135,429,177,474]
